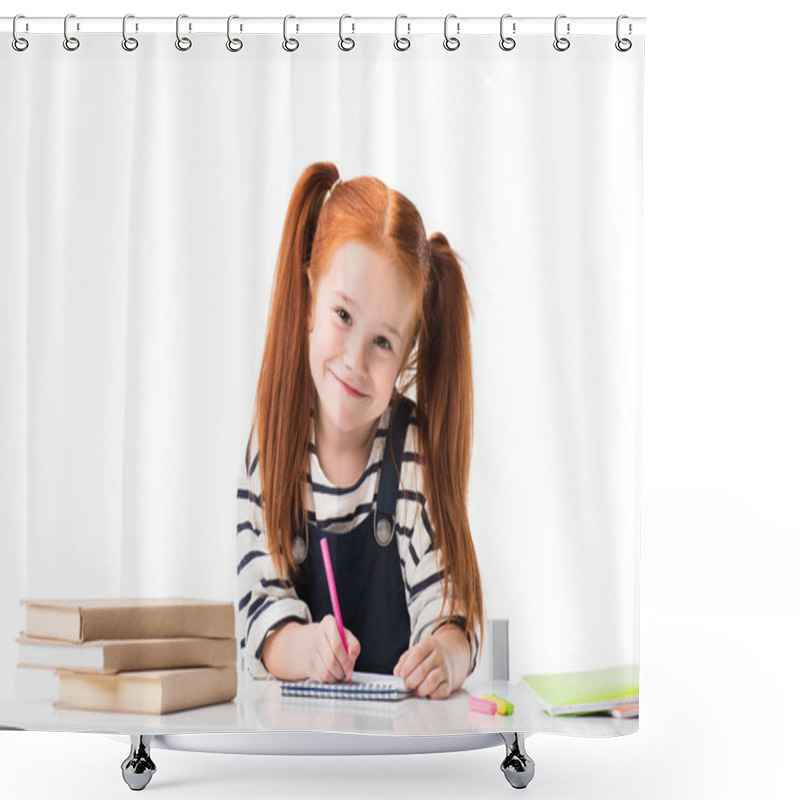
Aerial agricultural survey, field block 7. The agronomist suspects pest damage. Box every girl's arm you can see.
[237,443,362,682]
[262,616,360,682]
[236,447,313,678]
[394,622,471,698]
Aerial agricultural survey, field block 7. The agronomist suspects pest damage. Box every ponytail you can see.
[418,233,485,650]
[254,162,340,579]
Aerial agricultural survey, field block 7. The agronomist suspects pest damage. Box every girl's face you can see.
[308,240,417,439]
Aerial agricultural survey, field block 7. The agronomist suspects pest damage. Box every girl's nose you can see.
[344,336,368,375]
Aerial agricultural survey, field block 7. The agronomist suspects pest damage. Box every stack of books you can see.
[16,598,237,714]
[523,664,639,718]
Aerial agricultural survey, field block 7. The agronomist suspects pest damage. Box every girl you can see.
[236,162,483,699]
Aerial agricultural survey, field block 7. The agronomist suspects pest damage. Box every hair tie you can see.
[325,177,342,203]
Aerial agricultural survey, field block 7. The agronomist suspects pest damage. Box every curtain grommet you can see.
[12,15,29,52]
[226,15,243,52]
[175,14,192,51]
[394,15,411,51]
[553,14,570,52]
[283,15,299,52]
[499,14,516,51]
[121,14,139,52]
[443,14,460,51]
[63,13,80,52]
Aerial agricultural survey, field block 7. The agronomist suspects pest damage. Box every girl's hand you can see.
[305,615,360,683]
[393,626,470,699]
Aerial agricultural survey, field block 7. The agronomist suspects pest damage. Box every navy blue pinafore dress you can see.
[292,396,415,675]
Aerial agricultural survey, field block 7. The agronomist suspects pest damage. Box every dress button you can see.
[375,517,394,547]
[291,535,307,563]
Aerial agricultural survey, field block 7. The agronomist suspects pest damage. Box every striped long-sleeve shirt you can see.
[236,400,479,679]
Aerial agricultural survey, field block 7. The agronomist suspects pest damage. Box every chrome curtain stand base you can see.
[500,732,535,789]
[121,735,156,791]
[119,732,534,790]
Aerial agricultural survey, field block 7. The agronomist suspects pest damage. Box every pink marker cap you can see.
[468,696,498,715]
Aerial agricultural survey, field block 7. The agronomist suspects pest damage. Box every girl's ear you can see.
[394,335,417,390]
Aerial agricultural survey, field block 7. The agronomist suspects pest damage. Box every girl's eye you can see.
[375,336,392,351]
[336,308,351,324]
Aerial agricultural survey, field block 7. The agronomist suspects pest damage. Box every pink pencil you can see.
[319,537,351,682]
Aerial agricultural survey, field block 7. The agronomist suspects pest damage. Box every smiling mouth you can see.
[333,372,368,398]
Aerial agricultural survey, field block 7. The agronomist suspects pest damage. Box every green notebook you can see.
[523,665,639,716]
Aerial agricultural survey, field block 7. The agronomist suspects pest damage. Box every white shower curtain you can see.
[1,20,643,706]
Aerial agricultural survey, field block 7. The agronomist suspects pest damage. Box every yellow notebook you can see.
[523,665,639,716]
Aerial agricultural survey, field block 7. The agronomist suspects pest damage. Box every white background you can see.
[1,2,798,800]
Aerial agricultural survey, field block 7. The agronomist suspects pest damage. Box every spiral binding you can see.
[9,14,637,54]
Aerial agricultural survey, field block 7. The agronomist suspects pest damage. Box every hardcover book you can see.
[54,664,238,715]
[21,599,234,643]
[17,634,237,673]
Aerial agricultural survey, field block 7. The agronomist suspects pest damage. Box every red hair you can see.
[253,162,483,646]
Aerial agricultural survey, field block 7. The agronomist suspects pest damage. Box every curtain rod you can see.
[1,16,646,37]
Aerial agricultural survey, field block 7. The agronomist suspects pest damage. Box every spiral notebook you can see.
[280,671,412,701]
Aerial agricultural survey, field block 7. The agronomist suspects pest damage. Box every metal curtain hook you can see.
[122,14,139,52]
[339,14,355,51]
[394,14,410,51]
[175,13,192,51]
[499,13,516,51]
[63,13,80,51]
[227,15,243,52]
[283,15,299,51]
[12,14,29,51]
[615,14,632,51]
[443,14,460,51]
[553,14,570,52]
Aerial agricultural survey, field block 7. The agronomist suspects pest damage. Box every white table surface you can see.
[2,673,637,740]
